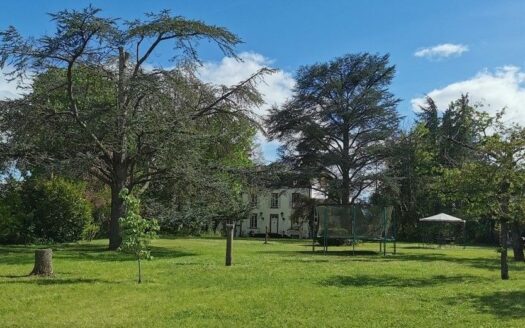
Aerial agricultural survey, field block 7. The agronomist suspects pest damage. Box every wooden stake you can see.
[225,224,234,266]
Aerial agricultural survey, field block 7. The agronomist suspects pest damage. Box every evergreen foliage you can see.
[267,53,400,204]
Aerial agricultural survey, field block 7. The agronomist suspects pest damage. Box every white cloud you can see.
[198,52,295,162]
[414,43,469,59]
[198,52,295,116]
[411,66,525,124]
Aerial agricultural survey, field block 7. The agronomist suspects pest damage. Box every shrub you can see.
[316,228,351,246]
[0,185,27,243]
[21,177,93,243]
[81,222,100,242]
[84,185,111,238]
[316,237,348,246]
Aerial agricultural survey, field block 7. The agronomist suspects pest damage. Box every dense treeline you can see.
[380,95,525,253]
[379,96,498,243]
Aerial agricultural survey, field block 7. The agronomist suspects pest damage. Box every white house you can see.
[237,187,311,238]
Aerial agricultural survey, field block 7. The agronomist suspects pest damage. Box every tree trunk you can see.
[30,249,53,276]
[109,184,125,250]
[500,221,509,280]
[511,221,524,261]
[341,121,350,205]
[341,177,350,205]
[340,164,350,205]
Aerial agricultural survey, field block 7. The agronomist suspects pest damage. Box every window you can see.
[250,213,258,229]
[250,194,258,207]
[270,193,279,209]
[292,193,301,208]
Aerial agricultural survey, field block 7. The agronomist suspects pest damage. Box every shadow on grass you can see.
[259,250,380,257]
[322,274,487,288]
[446,291,525,318]
[386,253,500,271]
[58,247,196,262]
[0,276,115,285]
[0,274,31,278]
[402,246,447,250]
[0,243,196,265]
[263,248,501,271]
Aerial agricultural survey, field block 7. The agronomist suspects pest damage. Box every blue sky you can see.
[1,1,525,161]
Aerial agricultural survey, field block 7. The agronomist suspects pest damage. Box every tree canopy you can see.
[0,6,272,249]
[267,53,400,204]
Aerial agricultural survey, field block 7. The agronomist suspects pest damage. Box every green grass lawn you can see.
[1,238,524,327]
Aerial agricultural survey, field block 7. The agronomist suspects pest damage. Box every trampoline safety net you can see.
[316,205,395,241]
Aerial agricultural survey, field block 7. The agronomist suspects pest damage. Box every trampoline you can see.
[315,204,396,256]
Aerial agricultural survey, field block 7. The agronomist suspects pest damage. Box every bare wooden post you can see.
[264,226,268,244]
[137,258,142,284]
[30,249,53,276]
[225,224,234,266]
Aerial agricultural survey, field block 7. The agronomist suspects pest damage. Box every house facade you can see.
[238,187,311,238]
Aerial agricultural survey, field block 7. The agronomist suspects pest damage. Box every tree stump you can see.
[30,249,53,276]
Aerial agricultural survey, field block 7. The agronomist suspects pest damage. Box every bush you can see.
[83,185,111,238]
[0,185,27,243]
[0,177,96,244]
[316,228,351,246]
[316,237,348,246]
[81,222,100,242]
[20,178,94,243]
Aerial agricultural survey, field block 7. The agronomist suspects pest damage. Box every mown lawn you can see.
[1,238,524,327]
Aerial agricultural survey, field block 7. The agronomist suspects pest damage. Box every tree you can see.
[416,97,440,147]
[289,193,319,238]
[439,95,482,167]
[141,112,259,235]
[118,188,159,284]
[266,53,400,204]
[441,118,525,279]
[381,95,494,241]
[0,6,271,249]
[382,124,442,240]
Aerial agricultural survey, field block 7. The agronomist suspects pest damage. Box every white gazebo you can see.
[419,213,466,247]
[419,213,465,223]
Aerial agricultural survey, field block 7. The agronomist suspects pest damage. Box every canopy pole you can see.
[324,208,330,255]
[352,206,356,256]
[312,208,316,253]
[383,207,387,257]
[393,209,397,255]
[463,221,467,249]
